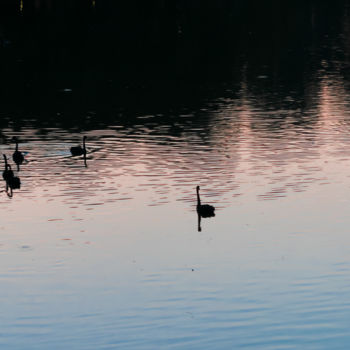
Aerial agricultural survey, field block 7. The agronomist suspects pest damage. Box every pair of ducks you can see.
[10,136,87,158]
[3,155,21,190]
[2,137,24,191]
[9,136,87,158]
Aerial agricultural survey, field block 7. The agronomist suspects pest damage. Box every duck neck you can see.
[196,188,201,206]
[83,138,86,151]
[15,142,18,151]
[3,155,8,169]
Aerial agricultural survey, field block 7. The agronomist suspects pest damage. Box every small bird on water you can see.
[2,155,13,181]
[70,136,87,156]
[196,186,215,218]
[12,137,24,166]
[6,165,20,189]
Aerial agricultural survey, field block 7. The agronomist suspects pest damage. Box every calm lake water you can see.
[2,3,350,350]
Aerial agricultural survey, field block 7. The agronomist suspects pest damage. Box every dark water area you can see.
[3,2,350,349]
[0,1,348,119]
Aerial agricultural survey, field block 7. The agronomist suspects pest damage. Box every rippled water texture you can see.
[3,6,350,350]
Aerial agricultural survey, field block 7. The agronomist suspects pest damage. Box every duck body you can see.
[7,175,20,189]
[2,168,13,182]
[70,136,87,156]
[2,155,14,181]
[197,203,215,218]
[13,150,24,164]
[70,146,85,156]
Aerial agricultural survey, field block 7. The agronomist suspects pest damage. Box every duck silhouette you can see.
[12,137,24,168]
[6,165,20,189]
[70,136,87,156]
[196,186,215,218]
[2,155,14,181]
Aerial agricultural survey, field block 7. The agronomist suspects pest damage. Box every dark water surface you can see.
[2,1,350,349]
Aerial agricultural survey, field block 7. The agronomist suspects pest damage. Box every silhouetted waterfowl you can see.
[196,186,215,218]
[6,166,20,189]
[12,137,24,166]
[70,136,87,156]
[2,155,13,181]
[2,162,20,196]
[5,174,20,198]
